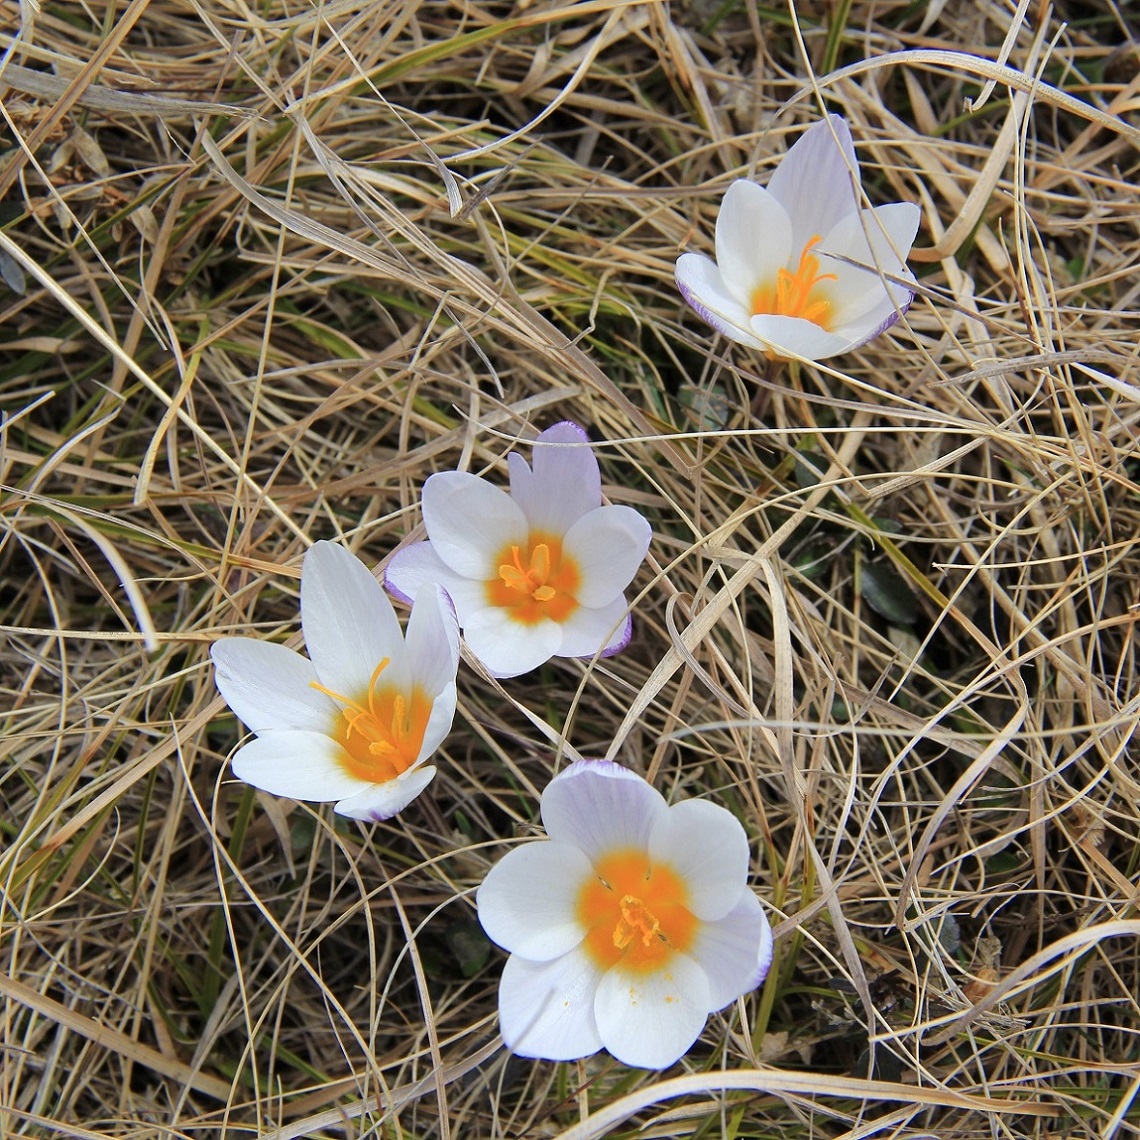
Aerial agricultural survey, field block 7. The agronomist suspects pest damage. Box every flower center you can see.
[576,849,697,974]
[486,532,580,626]
[500,542,556,601]
[310,658,431,783]
[613,895,660,949]
[750,234,837,329]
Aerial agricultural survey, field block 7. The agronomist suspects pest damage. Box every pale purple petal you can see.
[300,541,400,698]
[835,300,910,353]
[230,730,367,802]
[832,296,906,351]
[748,313,852,361]
[562,505,651,608]
[595,953,711,1068]
[541,760,667,863]
[462,607,562,678]
[768,115,860,246]
[385,542,489,618]
[477,841,593,960]
[687,891,773,1011]
[509,422,601,535]
[599,609,633,657]
[648,799,750,921]
[334,765,437,821]
[421,472,527,578]
[713,180,793,300]
[556,596,632,660]
[675,253,768,349]
[211,638,334,734]
[499,948,604,1062]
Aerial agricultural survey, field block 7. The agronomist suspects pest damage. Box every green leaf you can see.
[861,561,918,625]
[447,918,492,978]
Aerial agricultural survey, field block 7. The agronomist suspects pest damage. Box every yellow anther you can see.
[530,543,551,582]
[751,235,837,328]
[498,546,531,592]
[612,895,660,950]
[488,532,580,626]
[308,657,428,782]
[498,542,555,599]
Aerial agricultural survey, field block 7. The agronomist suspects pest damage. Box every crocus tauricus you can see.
[385,422,652,679]
[676,115,921,361]
[477,760,773,1068]
[212,541,459,821]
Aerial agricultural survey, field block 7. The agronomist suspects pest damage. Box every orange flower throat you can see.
[311,658,431,783]
[750,235,837,329]
[487,532,580,625]
[576,850,697,973]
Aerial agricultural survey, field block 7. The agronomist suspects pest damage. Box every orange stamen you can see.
[487,532,580,625]
[310,658,431,783]
[576,850,696,974]
[750,235,837,329]
[613,895,661,950]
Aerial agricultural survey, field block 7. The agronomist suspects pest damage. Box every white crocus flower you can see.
[477,761,774,1069]
[385,422,652,679]
[211,541,459,821]
[676,114,921,361]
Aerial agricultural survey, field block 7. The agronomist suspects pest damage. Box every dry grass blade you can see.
[551,1068,1057,1140]
[0,971,235,1102]
[3,0,1139,1135]
[0,62,257,119]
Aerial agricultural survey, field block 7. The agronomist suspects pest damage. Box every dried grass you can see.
[2,0,1139,1136]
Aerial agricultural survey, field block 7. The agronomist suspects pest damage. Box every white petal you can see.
[675,253,768,349]
[301,541,401,699]
[400,584,460,696]
[230,730,367,801]
[563,506,651,608]
[541,760,667,863]
[595,954,711,1068]
[385,542,489,620]
[649,798,750,921]
[819,202,920,328]
[768,115,860,248]
[508,421,600,535]
[863,200,921,260]
[417,683,457,763]
[421,472,527,578]
[462,607,562,678]
[713,180,793,300]
[599,609,633,657]
[477,841,593,960]
[687,891,773,1011]
[211,638,334,734]
[748,313,852,361]
[334,765,437,821]
[557,596,632,660]
[834,300,909,353]
[498,948,604,1062]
